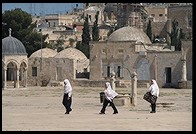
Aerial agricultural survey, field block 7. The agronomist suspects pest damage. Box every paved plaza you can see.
[2,86,192,131]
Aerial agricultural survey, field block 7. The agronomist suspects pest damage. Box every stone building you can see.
[2,28,28,89]
[167,4,192,39]
[89,26,192,88]
[27,47,89,86]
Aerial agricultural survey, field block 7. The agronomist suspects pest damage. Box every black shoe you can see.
[65,112,69,114]
[113,112,118,114]
[99,112,105,114]
[150,111,156,113]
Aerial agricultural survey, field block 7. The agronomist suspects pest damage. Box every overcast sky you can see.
[2,3,83,15]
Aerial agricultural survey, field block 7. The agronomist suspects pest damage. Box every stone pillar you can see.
[154,54,157,81]
[110,71,116,91]
[4,68,7,89]
[16,68,20,88]
[181,58,187,81]
[131,72,137,106]
[24,68,28,88]
[178,47,187,89]
[178,58,187,89]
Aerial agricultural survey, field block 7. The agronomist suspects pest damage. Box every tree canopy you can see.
[92,11,99,41]
[167,19,182,51]
[146,19,153,42]
[76,15,91,59]
[2,8,48,57]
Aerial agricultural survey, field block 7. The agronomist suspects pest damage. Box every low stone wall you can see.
[72,79,108,87]
[113,94,131,107]
[178,80,192,89]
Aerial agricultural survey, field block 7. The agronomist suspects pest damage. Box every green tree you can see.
[146,19,153,42]
[2,8,48,57]
[2,8,32,39]
[23,31,48,57]
[167,19,181,51]
[76,15,91,59]
[92,11,99,41]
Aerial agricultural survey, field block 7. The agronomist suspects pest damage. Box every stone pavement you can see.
[2,86,192,131]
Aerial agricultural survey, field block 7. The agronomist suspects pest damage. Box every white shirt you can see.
[64,79,72,97]
[104,82,118,101]
[148,79,159,97]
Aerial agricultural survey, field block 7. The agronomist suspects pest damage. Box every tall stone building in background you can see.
[116,3,146,30]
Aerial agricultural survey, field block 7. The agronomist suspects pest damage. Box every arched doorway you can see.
[6,62,17,88]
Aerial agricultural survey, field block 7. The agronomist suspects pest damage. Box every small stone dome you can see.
[54,47,87,60]
[2,28,27,55]
[29,48,58,58]
[107,26,152,44]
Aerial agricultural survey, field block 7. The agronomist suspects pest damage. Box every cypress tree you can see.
[146,19,153,42]
[76,15,91,59]
[167,19,181,51]
[92,11,100,41]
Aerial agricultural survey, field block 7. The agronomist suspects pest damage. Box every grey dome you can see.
[2,35,27,55]
[107,26,152,44]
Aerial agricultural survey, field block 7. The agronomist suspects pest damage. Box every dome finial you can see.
[9,28,12,36]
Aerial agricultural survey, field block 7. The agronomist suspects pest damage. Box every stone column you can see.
[4,68,7,89]
[16,68,20,88]
[178,58,187,89]
[181,58,187,81]
[154,54,157,81]
[24,67,28,88]
[178,48,187,89]
[110,71,116,91]
[181,47,187,81]
[131,72,137,106]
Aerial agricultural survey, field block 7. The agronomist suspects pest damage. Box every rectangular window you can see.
[56,67,62,81]
[117,66,121,77]
[89,15,91,21]
[118,49,124,53]
[159,14,163,17]
[187,15,192,28]
[32,67,37,77]
[102,65,107,77]
[107,66,110,77]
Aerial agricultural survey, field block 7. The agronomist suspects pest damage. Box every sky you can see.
[2,3,83,15]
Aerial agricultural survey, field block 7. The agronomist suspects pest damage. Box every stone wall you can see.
[27,57,75,86]
[90,41,183,88]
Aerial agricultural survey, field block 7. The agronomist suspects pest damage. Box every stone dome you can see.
[29,48,58,58]
[54,47,87,60]
[2,29,27,55]
[107,26,152,44]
